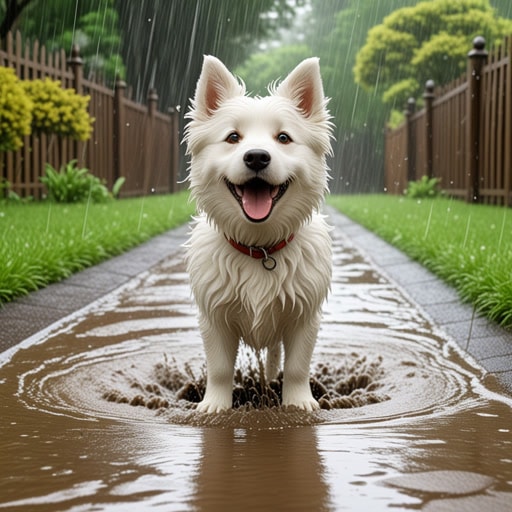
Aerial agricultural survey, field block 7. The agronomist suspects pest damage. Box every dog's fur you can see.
[184,56,333,413]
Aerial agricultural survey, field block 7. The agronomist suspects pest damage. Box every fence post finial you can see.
[469,36,487,57]
[407,97,416,115]
[114,74,127,91]
[466,36,488,203]
[67,44,83,66]
[147,88,158,117]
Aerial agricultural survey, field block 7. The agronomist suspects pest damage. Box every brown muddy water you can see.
[1,231,512,511]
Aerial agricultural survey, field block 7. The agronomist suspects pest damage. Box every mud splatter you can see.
[102,351,389,414]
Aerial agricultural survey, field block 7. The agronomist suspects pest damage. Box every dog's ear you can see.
[275,58,326,120]
[193,56,244,116]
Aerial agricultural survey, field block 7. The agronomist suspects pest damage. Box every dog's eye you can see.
[226,132,241,144]
[277,132,292,144]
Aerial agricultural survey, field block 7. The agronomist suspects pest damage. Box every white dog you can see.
[184,56,333,413]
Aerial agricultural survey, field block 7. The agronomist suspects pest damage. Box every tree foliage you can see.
[235,44,313,95]
[0,0,32,41]
[354,0,512,108]
[53,4,125,83]
[4,0,124,84]
[116,0,297,109]
[236,0,419,193]
[2,0,294,105]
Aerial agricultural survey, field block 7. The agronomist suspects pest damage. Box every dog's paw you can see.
[282,393,320,412]
[196,398,231,414]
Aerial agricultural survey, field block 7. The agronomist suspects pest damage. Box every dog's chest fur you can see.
[187,215,331,350]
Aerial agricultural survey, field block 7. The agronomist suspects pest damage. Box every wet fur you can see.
[185,56,333,413]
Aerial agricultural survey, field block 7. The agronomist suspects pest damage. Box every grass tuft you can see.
[328,194,512,328]
[0,191,194,304]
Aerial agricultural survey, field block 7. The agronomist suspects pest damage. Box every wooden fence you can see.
[385,36,512,206]
[1,31,180,199]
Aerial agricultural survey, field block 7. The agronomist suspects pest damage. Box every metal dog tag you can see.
[262,255,277,271]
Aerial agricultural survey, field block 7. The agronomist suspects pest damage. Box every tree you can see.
[354,0,512,109]
[4,0,125,84]
[115,0,297,110]
[191,0,512,193]
[235,0,420,193]
[235,44,313,95]
[0,0,32,42]
[55,5,125,83]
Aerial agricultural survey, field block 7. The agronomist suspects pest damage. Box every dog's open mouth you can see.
[226,178,289,222]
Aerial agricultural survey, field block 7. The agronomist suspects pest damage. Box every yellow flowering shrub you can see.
[0,67,33,151]
[22,78,94,141]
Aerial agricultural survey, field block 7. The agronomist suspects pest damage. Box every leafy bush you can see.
[387,109,405,129]
[22,77,94,140]
[382,77,420,106]
[112,176,126,198]
[0,66,33,151]
[41,160,111,203]
[405,175,441,198]
[0,178,22,202]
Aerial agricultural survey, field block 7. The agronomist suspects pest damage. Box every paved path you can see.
[1,209,511,393]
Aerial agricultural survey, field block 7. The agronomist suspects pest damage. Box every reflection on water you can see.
[0,228,511,511]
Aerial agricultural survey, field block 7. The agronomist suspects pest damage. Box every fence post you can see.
[505,36,512,206]
[168,106,179,193]
[405,97,416,183]
[67,45,85,167]
[113,76,127,188]
[67,44,83,93]
[466,36,487,203]
[144,88,158,194]
[423,80,435,179]
[147,88,158,117]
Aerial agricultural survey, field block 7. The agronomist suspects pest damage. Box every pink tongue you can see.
[242,185,273,220]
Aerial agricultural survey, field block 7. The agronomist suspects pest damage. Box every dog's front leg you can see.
[265,342,282,381]
[282,318,320,411]
[197,319,239,413]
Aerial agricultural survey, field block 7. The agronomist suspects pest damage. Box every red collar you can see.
[225,234,294,270]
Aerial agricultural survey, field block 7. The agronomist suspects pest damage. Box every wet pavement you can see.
[327,208,512,395]
[2,207,511,393]
[1,207,512,511]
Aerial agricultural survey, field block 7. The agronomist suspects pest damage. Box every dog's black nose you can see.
[244,149,271,172]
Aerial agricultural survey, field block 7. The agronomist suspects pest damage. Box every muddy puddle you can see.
[1,229,512,511]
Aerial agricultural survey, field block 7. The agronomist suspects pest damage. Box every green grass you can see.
[0,191,194,303]
[328,194,512,328]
